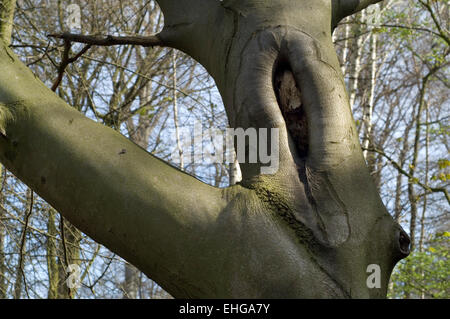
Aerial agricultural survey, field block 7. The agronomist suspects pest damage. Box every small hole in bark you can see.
[273,59,308,158]
[398,229,411,256]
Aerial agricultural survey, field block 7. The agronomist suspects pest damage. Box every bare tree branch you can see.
[51,41,92,92]
[14,189,33,299]
[417,0,450,46]
[333,0,384,28]
[364,147,450,206]
[48,32,165,48]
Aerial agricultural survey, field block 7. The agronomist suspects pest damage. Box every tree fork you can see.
[0,0,411,298]
[154,0,412,297]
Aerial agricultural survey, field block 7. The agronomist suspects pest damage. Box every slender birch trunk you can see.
[362,31,377,160]
[172,50,183,170]
[349,10,367,111]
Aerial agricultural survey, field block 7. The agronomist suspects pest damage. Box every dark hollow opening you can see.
[273,58,309,159]
[398,229,411,257]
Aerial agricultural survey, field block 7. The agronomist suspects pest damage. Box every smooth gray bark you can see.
[0,0,409,298]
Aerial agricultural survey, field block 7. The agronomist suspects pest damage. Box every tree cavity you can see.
[273,59,308,159]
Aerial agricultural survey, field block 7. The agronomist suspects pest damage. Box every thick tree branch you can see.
[48,32,166,48]
[154,0,216,24]
[0,41,227,297]
[332,0,384,28]
[0,0,411,298]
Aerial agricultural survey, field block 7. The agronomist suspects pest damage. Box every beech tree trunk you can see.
[0,0,410,298]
